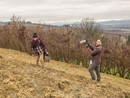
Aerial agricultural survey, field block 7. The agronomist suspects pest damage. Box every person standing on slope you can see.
[87,40,102,82]
[31,33,48,65]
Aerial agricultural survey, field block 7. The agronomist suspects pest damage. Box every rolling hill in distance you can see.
[0,19,130,37]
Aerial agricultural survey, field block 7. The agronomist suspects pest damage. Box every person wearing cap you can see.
[87,40,103,82]
[31,33,48,65]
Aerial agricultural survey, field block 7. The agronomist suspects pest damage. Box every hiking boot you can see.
[97,81,100,83]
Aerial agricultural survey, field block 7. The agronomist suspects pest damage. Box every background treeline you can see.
[0,15,130,79]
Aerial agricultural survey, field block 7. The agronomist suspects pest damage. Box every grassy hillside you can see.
[0,48,130,98]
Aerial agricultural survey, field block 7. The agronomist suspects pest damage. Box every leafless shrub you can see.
[0,16,129,79]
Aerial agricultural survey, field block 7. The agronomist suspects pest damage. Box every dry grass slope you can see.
[0,48,130,98]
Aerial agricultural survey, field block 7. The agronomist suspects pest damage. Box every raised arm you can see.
[88,47,100,56]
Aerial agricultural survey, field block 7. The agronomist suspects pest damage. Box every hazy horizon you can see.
[0,0,130,23]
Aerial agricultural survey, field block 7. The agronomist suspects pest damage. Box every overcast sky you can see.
[0,0,130,23]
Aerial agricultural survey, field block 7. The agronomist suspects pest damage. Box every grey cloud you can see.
[0,0,130,23]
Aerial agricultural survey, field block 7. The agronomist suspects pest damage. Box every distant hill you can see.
[0,21,8,25]
[1,19,130,26]
[0,21,33,25]
[0,19,130,37]
[98,20,130,25]
[97,20,130,37]
[50,19,130,26]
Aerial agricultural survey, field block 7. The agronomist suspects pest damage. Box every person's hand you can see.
[86,45,89,49]
[87,47,90,49]
[87,46,91,50]
[46,52,49,55]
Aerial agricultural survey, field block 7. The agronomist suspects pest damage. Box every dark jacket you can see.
[88,45,102,63]
[31,37,45,49]
[31,37,46,55]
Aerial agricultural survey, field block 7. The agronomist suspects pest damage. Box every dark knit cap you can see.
[33,33,37,38]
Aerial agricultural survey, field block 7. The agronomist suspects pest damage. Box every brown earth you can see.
[0,48,130,98]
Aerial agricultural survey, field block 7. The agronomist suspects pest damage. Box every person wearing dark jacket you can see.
[87,40,102,82]
[31,33,48,65]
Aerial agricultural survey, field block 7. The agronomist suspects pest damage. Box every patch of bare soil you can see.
[0,48,130,98]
